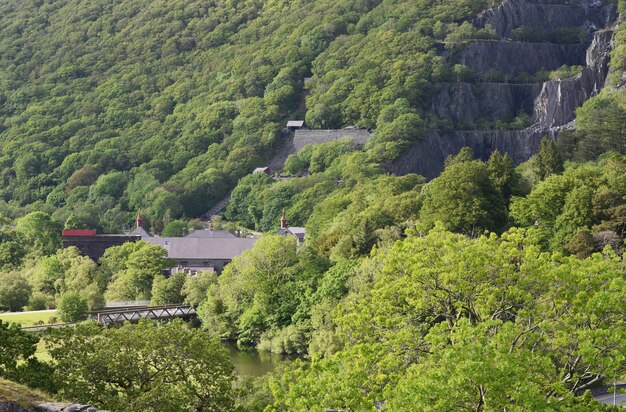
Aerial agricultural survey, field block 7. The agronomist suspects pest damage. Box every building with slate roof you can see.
[132,213,256,274]
[276,210,306,244]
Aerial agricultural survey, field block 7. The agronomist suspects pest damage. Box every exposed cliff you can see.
[475,0,617,37]
[390,0,617,179]
[458,41,587,78]
[430,82,540,127]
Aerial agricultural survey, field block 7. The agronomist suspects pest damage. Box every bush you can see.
[26,292,50,311]
[48,316,58,325]
[57,292,89,323]
[0,272,31,312]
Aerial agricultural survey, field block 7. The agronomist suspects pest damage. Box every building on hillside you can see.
[133,214,257,274]
[253,167,271,175]
[291,128,371,153]
[62,229,140,262]
[275,210,306,244]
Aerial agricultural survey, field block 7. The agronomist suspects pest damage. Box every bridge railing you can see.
[89,304,197,325]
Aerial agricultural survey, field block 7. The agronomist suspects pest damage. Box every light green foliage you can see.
[532,136,564,180]
[268,227,626,409]
[0,272,31,312]
[510,157,626,251]
[420,156,508,235]
[14,212,62,256]
[198,235,300,348]
[284,138,356,175]
[56,291,89,323]
[181,271,218,307]
[24,246,100,298]
[0,222,26,271]
[307,174,424,260]
[150,273,186,305]
[63,214,86,230]
[0,320,55,393]
[102,241,174,301]
[161,219,187,237]
[46,320,235,412]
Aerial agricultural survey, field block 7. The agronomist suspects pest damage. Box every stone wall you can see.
[290,129,371,154]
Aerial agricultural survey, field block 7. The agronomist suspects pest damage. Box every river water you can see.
[221,342,300,377]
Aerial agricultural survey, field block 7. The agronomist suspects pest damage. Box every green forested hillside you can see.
[1,0,626,410]
[0,0,502,231]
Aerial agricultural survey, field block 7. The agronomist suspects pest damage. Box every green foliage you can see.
[198,235,301,348]
[56,291,89,323]
[573,93,626,160]
[510,157,626,251]
[14,212,62,256]
[150,273,186,305]
[532,136,564,181]
[24,246,100,298]
[420,154,508,235]
[46,320,235,411]
[0,320,55,393]
[161,220,188,237]
[181,271,218,307]
[268,227,626,409]
[0,320,38,375]
[0,272,31,312]
[102,241,174,301]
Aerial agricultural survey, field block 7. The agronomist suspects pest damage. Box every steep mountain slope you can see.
[0,0,621,231]
[387,0,618,177]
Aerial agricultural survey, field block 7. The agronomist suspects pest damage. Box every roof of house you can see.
[130,226,152,237]
[276,227,306,242]
[287,120,305,128]
[184,230,237,239]
[253,167,271,174]
[292,129,371,152]
[141,237,257,260]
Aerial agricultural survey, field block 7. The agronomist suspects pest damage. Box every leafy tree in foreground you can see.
[0,320,55,393]
[267,227,626,410]
[47,320,235,412]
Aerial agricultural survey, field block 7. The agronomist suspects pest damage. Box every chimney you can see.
[136,210,143,228]
[280,209,287,230]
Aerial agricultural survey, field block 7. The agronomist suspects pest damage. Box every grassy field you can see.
[0,310,58,327]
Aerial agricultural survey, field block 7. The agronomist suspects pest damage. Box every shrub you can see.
[56,292,88,323]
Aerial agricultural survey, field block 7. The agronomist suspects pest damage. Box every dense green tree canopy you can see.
[46,320,236,412]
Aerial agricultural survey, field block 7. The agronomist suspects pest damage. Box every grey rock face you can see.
[391,1,616,179]
[388,130,544,179]
[530,28,613,128]
[458,41,587,78]
[430,82,540,127]
[475,0,616,38]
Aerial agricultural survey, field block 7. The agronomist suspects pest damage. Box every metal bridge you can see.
[88,304,197,325]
